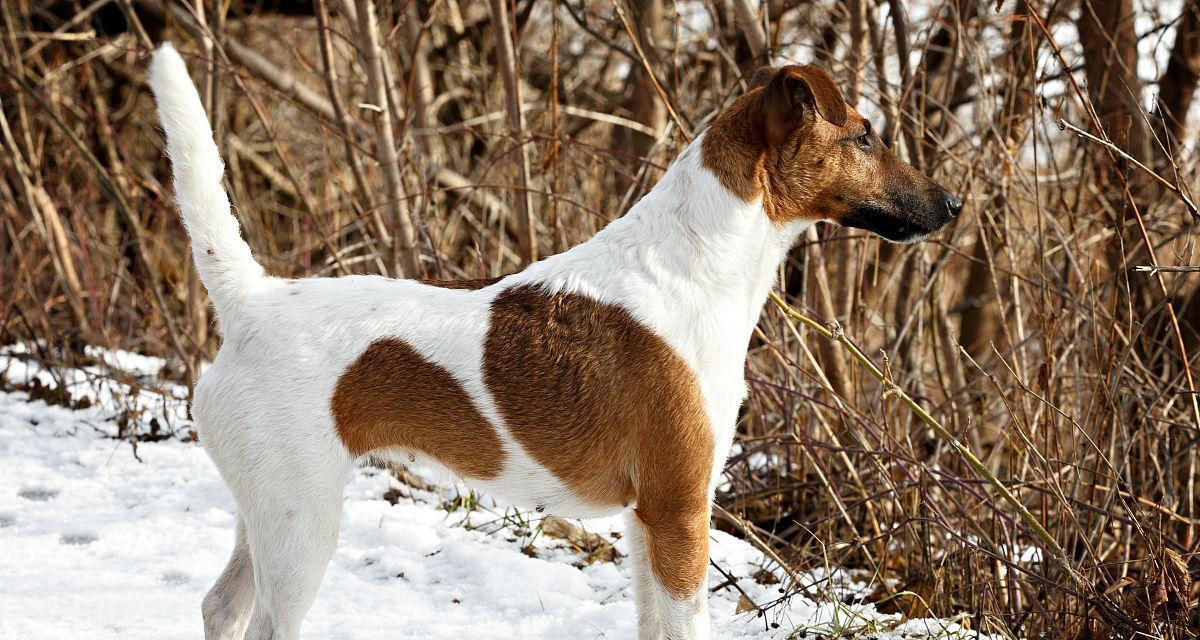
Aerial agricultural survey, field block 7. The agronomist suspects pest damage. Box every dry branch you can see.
[354,0,421,278]
[488,0,536,263]
[731,0,768,63]
[136,0,339,126]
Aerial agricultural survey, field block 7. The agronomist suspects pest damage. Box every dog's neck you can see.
[610,131,806,319]
[517,132,808,374]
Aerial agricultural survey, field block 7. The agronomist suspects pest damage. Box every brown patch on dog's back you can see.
[483,285,714,597]
[419,276,503,290]
[332,338,505,480]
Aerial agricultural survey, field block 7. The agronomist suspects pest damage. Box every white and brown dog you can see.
[149,43,960,640]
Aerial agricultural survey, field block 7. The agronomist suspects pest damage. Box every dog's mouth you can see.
[840,204,944,244]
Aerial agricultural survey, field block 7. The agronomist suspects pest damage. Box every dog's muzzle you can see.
[842,187,962,244]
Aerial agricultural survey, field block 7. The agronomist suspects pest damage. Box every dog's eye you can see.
[856,132,872,151]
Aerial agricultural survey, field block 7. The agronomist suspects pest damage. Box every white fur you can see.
[150,43,807,640]
[149,44,263,326]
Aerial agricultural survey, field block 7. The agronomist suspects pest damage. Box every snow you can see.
[0,348,997,639]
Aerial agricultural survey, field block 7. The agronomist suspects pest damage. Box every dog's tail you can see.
[149,43,264,324]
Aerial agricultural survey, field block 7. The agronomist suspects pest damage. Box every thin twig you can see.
[610,0,691,142]
[1131,265,1200,274]
[1058,118,1199,220]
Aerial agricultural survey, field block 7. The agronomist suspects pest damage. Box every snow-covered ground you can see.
[0,347,994,639]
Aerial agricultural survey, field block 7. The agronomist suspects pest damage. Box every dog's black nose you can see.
[945,193,963,218]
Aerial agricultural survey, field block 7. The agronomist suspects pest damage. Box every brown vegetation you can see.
[2,0,1199,636]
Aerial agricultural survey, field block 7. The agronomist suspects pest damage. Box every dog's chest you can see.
[471,284,746,516]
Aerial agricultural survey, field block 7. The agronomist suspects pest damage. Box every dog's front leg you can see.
[625,511,663,637]
[626,500,712,640]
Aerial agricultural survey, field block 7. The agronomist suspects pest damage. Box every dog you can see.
[149,43,960,640]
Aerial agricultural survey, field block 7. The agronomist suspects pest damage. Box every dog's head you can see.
[702,65,961,243]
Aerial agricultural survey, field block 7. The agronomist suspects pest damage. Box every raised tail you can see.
[149,43,263,323]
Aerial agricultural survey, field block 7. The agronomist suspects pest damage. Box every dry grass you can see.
[2,0,1198,637]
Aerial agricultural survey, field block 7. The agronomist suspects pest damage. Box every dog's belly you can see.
[471,467,631,519]
[372,446,630,520]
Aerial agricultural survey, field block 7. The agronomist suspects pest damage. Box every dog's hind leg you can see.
[202,517,255,640]
[235,442,353,640]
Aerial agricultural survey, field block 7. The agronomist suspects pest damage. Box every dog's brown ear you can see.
[748,66,777,90]
[761,64,848,146]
